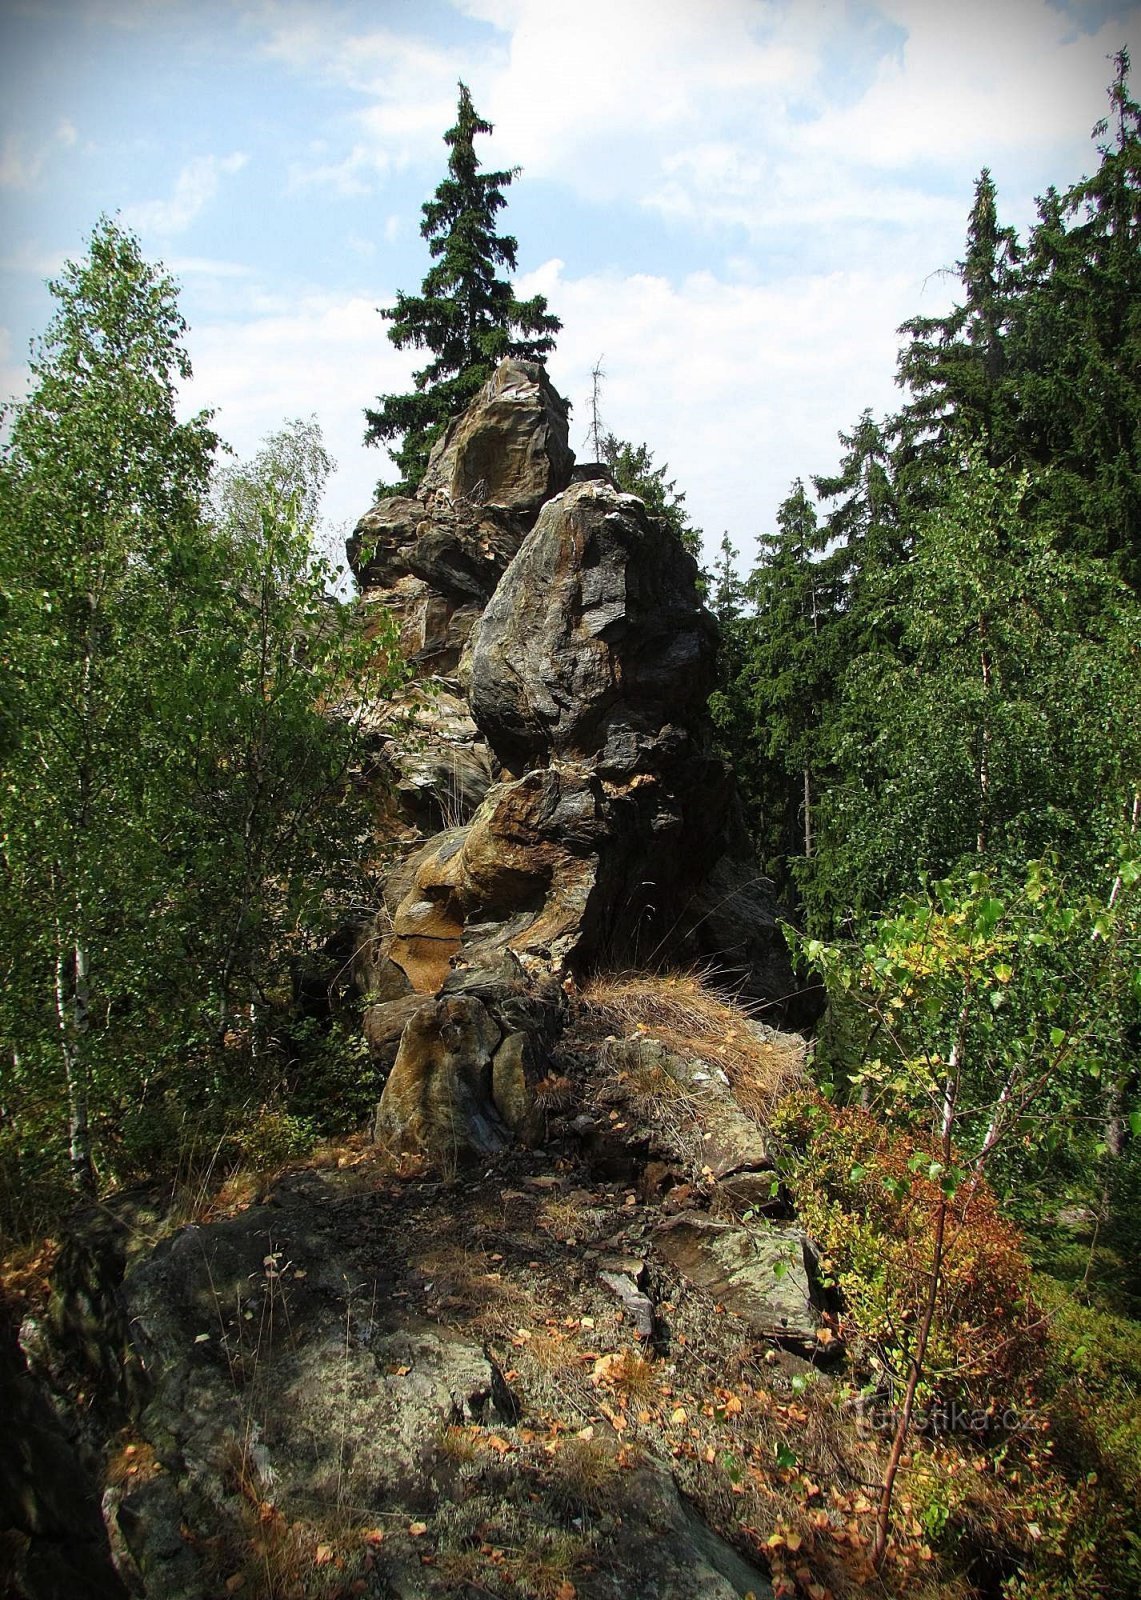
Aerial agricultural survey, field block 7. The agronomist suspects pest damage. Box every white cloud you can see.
[173,253,954,581]
[182,292,418,549]
[800,0,1134,172]
[524,256,952,566]
[288,142,388,197]
[124,152,248,236]
[0,118,81,189]
[245,0,1139,254]
[0,135,44,189]
[258,3,475,174]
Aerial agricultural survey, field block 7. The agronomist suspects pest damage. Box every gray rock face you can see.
[374,994,511,1156]
[347,358,796,1155]
[654,1214,825,1352]
[39,1167,777,1600]
[469,479,718,773]
[418,358,574,520]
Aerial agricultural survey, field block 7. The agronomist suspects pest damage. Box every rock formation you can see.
[348,358,795,1158]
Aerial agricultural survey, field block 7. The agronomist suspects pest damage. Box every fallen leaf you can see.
[224,1577,245,1594]
[556,1583,576,1600]
[671,1407,687,1426]
[315,1545,333,1566]
[408,1521,428,1537]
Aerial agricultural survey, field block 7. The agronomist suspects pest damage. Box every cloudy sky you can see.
[2,0,1139,576]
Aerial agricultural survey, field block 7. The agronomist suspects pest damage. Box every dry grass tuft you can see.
[537,1195,609,1245]
[578,969,804,1125]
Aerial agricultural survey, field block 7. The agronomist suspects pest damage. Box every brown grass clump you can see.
[578,969,804,1124]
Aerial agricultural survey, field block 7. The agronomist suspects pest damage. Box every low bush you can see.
[772,1090,1045,1414]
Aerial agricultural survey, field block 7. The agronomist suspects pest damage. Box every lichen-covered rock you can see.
[349,359,799,1161]
[654,1214,825,1351]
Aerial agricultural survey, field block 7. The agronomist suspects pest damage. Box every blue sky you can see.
[2,0,1139,574]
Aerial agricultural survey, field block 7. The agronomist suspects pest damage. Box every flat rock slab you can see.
[600,1035,777,1182]
[654,1214,823,1350]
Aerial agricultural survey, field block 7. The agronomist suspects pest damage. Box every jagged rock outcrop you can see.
[19,362,833,1600]
[345,357,796,1156]
[417,356,574,520]
[348,359,574,675]
[468,478,718,774]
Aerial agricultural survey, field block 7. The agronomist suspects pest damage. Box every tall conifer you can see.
[365,83,560,492]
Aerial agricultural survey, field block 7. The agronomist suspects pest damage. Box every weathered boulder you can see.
[654,1214,825,1352]
[418,358,574,521]
[349,360,798,1163]
[373,994,511,1156]
[469,479,718,774]
[37,1164,778,1600]
[600,1035,779,1184]
[347,361,574,675]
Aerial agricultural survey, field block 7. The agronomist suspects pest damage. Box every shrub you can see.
[773,1090,1045,1415]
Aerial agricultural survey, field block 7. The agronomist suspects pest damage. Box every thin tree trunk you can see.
[976,617,991,855]
[55,938,95,1197]
[803,765,813,860]
[873,1186,949,1567]
[1102,790,1139,1159]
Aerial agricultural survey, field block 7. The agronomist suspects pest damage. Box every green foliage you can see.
[991,1275,1141,1600]
[806,454,1140,927]
[795,857,1140,1195]
[0,223,407,1224]
[230,1108,318,1172]
[1009,50,1141,586]
[772,1090,1043,1410]
[365,82,560,491]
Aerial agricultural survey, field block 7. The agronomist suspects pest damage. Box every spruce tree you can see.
[365,82,561,492]
[1011,49,1141,584]
[894,167,1022,498]
[601,432,703,559]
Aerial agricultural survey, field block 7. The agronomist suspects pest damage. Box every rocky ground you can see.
[14,975,917,1600]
